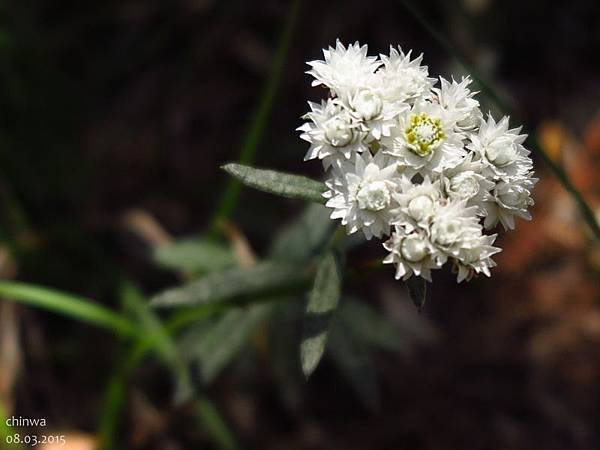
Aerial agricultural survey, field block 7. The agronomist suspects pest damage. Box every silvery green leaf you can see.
[151,262,304,309]
[300,251,342,377]
[180,304,272,383]
[154,238,234,274]
[222,163,326,203]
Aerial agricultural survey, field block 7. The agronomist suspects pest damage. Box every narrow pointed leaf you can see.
[154,238,234,274]
[406,277,427,312]
[222,163,326,204]
[180,304,272,383]
[151,262,305,309]
[300,252,342,377]
[97,367,128,450]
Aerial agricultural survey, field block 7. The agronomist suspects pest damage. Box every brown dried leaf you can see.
[218,220,257,268]
[121,208,173,248]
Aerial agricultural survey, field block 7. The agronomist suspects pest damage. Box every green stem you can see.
[97,301,238,450]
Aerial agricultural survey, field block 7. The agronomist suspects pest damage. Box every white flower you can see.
[300,41,537,287]
[428,199,501,282]
[429,200,483,255]
[385,197,500,282]
[306,40,381,99]
[468,115,532,181]
[374,46,436,104]
[441,154,494,214]
[383,100,466,176]
[383,227,442,281]
[453,234,501,283]
[349,88,383,121]
[391,176,443,228]
[324,151,402,240]
[483,174,537,230]
[298,99,368,168]
[433,77,482,133]
[347,88,409,140]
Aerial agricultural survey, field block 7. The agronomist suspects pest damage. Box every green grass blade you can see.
[212,0,302,226]
[121,281,178,363]
[0,281,139,338]
[222,163,327,204]
[98,281,193,450]
[121,280,194,401]
[97,289,281,450]
[97,366,127,450]
[398,0,600,240]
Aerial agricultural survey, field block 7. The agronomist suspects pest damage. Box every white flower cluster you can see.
[299,41,537,283]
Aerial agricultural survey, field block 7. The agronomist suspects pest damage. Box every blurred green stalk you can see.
[211,0,302,230]
[97,282,238,450]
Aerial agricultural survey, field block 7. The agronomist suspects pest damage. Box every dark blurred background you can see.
[0,0,599,449]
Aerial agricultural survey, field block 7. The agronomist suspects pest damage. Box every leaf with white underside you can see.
[222,163,327,204]
[300,251,342,377]
[150,261,304,308]
[406,276,427,312]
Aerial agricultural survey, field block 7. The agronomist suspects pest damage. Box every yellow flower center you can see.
[404,113,445,157]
